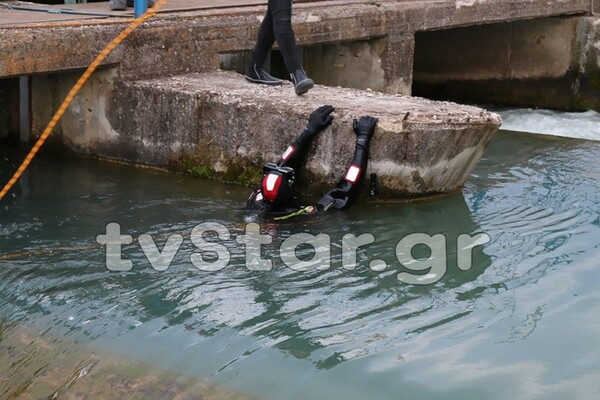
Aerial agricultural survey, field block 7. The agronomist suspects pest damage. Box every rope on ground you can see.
[0,0,170,202]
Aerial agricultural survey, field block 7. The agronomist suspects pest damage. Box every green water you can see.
[1,130,599,399]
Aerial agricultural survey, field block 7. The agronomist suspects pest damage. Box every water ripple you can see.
[2,132,600,399]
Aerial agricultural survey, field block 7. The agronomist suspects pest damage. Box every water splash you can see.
[496,108,600,141]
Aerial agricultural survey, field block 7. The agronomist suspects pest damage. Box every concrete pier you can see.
[46,71,500,198]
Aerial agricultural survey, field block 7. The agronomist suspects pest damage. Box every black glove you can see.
[305,105,335,135]
[353,116,378,139]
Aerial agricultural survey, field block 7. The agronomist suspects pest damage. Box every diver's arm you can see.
[316,116,378,211]
[247,105,334,207]
[277,105,335,169]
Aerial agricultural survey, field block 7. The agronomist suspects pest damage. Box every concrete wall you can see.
[220,37,393,93]
[23,13,600,162]
[0,80,10,140]
[1,0,594,95]
[31,68,119,151]
[304,39,388,92]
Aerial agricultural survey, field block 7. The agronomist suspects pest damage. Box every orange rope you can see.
[0,0,169,201]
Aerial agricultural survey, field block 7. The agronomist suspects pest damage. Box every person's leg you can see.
[246,5,283,85]
[250,7,275,68]
[268,0,300,72]
[269,0,314,95]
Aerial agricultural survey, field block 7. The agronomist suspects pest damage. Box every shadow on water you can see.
[1,130,600,400]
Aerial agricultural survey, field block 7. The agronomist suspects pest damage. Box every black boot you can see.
[245,64,283,86]
[290,69,314,95]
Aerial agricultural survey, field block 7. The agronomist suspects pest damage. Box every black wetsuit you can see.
[247,115,377,219]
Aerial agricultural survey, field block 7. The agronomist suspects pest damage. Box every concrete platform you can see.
[51,71,501,198]
[0,0,592,92]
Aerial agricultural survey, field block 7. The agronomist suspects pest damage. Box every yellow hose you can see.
[0,0,169,201]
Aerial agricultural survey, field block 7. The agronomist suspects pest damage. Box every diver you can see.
[247,105,378,219]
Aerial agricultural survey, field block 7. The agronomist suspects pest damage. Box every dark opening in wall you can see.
[0,78,20,144]
[411,17,583,110]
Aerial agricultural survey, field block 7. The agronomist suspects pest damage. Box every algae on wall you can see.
[171,139,335,199]
[170,138,262,187]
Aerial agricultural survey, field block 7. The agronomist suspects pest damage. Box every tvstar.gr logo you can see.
[96,222,490,285]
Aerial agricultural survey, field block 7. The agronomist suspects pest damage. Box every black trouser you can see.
[249,0,301,74]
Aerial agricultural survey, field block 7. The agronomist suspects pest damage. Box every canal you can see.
[1,108,599,399]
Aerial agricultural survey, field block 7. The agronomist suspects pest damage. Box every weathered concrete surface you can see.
[31,68,120,150]
[43,71,500,198]
[9,0,593,199]
[0,0,593,95]
[304,39,389,92]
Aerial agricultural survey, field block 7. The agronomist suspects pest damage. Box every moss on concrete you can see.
[172,142,335,198]
[171,139,262,187]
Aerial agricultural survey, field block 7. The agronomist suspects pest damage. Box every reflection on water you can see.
[1,129,600,400]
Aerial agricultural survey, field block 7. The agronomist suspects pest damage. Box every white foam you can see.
[497,108,600,141]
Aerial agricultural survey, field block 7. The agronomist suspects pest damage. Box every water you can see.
[495,107,600,141]
[1,110,599,399]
